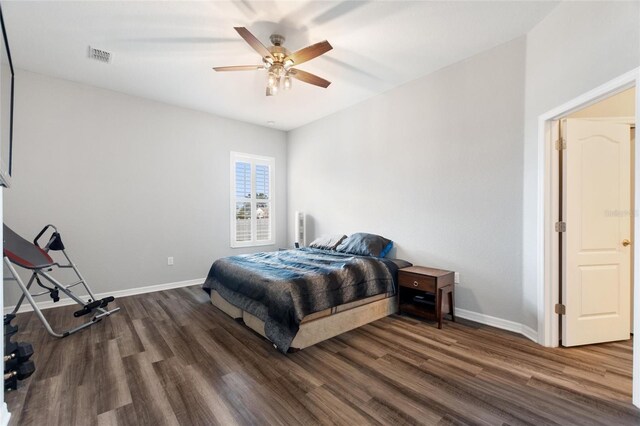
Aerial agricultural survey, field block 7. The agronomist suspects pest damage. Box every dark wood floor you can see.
[4,285,639,425]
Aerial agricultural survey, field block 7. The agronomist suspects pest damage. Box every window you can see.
[230,152,275,247]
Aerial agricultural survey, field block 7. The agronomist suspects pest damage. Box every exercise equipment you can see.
[3,224,120,338]
[4,361,35,380]
[4,315,35,391]
[4,321,17,343]
[4,360,35,391]
[4,342,34,363]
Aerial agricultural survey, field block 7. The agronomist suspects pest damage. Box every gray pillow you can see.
[335,233,393,258]
[308,234,347,250]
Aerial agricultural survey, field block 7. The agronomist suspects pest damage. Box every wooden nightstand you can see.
[398,266,455,329]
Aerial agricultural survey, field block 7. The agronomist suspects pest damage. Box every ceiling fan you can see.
[213,27,333,96]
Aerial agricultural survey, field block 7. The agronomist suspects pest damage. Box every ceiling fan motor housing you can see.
[269,34,285,46]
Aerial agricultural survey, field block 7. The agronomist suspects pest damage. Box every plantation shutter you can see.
[230,153,275,247]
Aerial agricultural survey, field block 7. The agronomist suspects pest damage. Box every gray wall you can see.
[521,1,640,330]
[287,38,527,323]
[4,70,287,306]
[5,1,638,333]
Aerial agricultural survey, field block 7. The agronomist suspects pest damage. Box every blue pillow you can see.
[379,241,393,258]
[335,233,393,258]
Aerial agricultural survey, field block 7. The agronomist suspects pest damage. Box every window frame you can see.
[229,151,275,248]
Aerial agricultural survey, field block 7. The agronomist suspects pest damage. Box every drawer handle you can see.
[413,281,419,287]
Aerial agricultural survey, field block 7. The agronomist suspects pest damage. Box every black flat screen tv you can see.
[0,4,14,188]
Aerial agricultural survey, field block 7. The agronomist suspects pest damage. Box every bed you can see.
[203,246,410,353]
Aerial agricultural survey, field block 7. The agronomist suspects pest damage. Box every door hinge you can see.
[555,303,566,315]
[555,221,566,232]
[555,138,566,151]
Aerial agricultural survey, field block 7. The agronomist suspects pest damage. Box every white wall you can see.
[288,37,527,324]
[521,1,640,330]
[3,70,287,306]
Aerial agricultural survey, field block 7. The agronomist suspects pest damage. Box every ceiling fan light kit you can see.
[213,27,333,96]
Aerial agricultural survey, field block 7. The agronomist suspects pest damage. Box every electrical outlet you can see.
[454,272,460,283]
[167,257,174,266]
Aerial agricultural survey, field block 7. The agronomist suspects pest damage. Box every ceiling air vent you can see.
[88,46,111,63]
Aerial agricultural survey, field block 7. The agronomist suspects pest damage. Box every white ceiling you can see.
[2,1,558,130]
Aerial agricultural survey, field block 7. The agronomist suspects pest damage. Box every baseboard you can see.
[3,277,205,314]
[520,325,539,343]
[3,280,539,344]
[454,307,538,343]
[0,402,10,426]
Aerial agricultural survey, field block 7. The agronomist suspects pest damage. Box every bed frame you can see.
[211,290,397,351]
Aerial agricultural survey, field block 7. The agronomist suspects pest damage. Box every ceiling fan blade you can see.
[213,65,264,72]
[289,69,331,88]
[287,41,332,66]
[234,27,273,60]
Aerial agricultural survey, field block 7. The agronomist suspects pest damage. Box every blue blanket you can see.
[203,248,402,352]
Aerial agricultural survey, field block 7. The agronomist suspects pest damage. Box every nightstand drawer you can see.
[398,271,436,293]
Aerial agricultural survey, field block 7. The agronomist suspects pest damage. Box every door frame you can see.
[536,67,639,405]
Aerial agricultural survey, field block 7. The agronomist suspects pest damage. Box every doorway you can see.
[557,88,635,346]
[537,68,640,407]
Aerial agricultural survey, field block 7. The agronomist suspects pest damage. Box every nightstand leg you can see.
[436,288,443,329]
[448,288,455,322]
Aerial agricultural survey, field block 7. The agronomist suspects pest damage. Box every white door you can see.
[563,118,632,346]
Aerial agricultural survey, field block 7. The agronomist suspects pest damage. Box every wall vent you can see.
[88,46,112,63]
